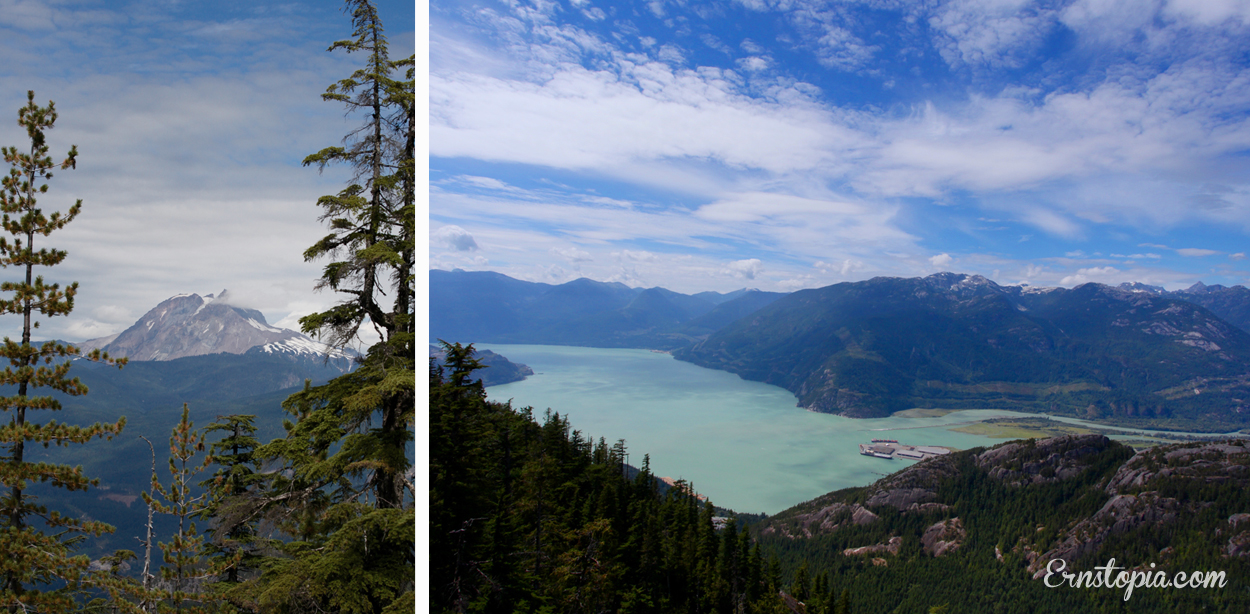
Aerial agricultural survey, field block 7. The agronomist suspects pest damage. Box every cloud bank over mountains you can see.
[430,0,1250,294]
[0,1,414,342]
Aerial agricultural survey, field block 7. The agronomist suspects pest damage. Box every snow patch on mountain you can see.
[246,318,283,334]
[258,336,354,360]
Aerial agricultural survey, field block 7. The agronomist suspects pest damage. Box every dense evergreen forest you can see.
[430,342,804,614]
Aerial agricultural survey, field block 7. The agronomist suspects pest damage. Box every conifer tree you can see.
[246,1,415,612]
[275,0,414,512]
[0,90,125,612]
[145,404,212,613]
[199,415,265,588]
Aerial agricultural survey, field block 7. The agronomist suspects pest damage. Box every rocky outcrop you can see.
[863,454,963,511]
[1028,492,1191,576]
[762,434,1250,586]
[1105,439,1250,494]
[921,518,965,557]
[1224,512,1250,558]
[1026,439,1250,575]
[843,536,902,557]
[976,434,1115,487]
[762,502,879,538]
[906,502,953,514]
[865,487,938,510]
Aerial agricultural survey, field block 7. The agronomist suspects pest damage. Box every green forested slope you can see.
[758,435,1250,612]
[431,344,798,614]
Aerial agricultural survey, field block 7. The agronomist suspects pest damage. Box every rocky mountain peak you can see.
[1117,281,1165,294]
[922,272,1001,298]
[84,291,351,362]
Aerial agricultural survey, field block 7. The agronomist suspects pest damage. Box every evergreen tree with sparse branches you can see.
[0,90,126,613]
[242,1,415,612]
[145,404,213,613]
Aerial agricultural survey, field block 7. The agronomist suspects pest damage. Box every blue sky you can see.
[430,0,1250,294]
[0,0,415,341]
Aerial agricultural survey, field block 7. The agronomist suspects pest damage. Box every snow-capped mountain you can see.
[81,290,354,363]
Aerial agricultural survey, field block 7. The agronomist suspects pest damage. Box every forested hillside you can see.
[757,434,1250,612]
[430,343,792,613]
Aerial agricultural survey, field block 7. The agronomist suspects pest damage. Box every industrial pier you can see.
[859,438,952,460]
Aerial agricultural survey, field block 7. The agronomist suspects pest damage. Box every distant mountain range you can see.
[430,269,786,349]
[33,290,358,413]
[676,273,1250,429]
[430,269,1250,429]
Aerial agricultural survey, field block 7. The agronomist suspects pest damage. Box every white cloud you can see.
[433,14,1250,237]
[455,175,516,191]
[780,5,878,71]
[724,258,764,280]
[1176,247,1220,256]
[929,253,954,267]
[1231,252,1247,261]
[741,38,765,54]
[929,0,1058,69]
[1060,266,1121,285]
[433,225,480,251]
[431,56,853,181]
[737,56,770,72]
[1018,209,1083,238]
[1163,0,1250,26]
[428,0,1250,294]
[617,250,658,262]
[0,0,416,341]
[552,246,593,262]
[777,275,821,290]
[816,259,865,277]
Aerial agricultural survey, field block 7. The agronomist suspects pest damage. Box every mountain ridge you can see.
[675,273,1250,430]
[429,269,786,349]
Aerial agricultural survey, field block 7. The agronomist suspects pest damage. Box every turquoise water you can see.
[479,344,1030,515]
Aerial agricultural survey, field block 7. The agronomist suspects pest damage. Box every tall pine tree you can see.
[0,90,126,612]
[247,1,415,611]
